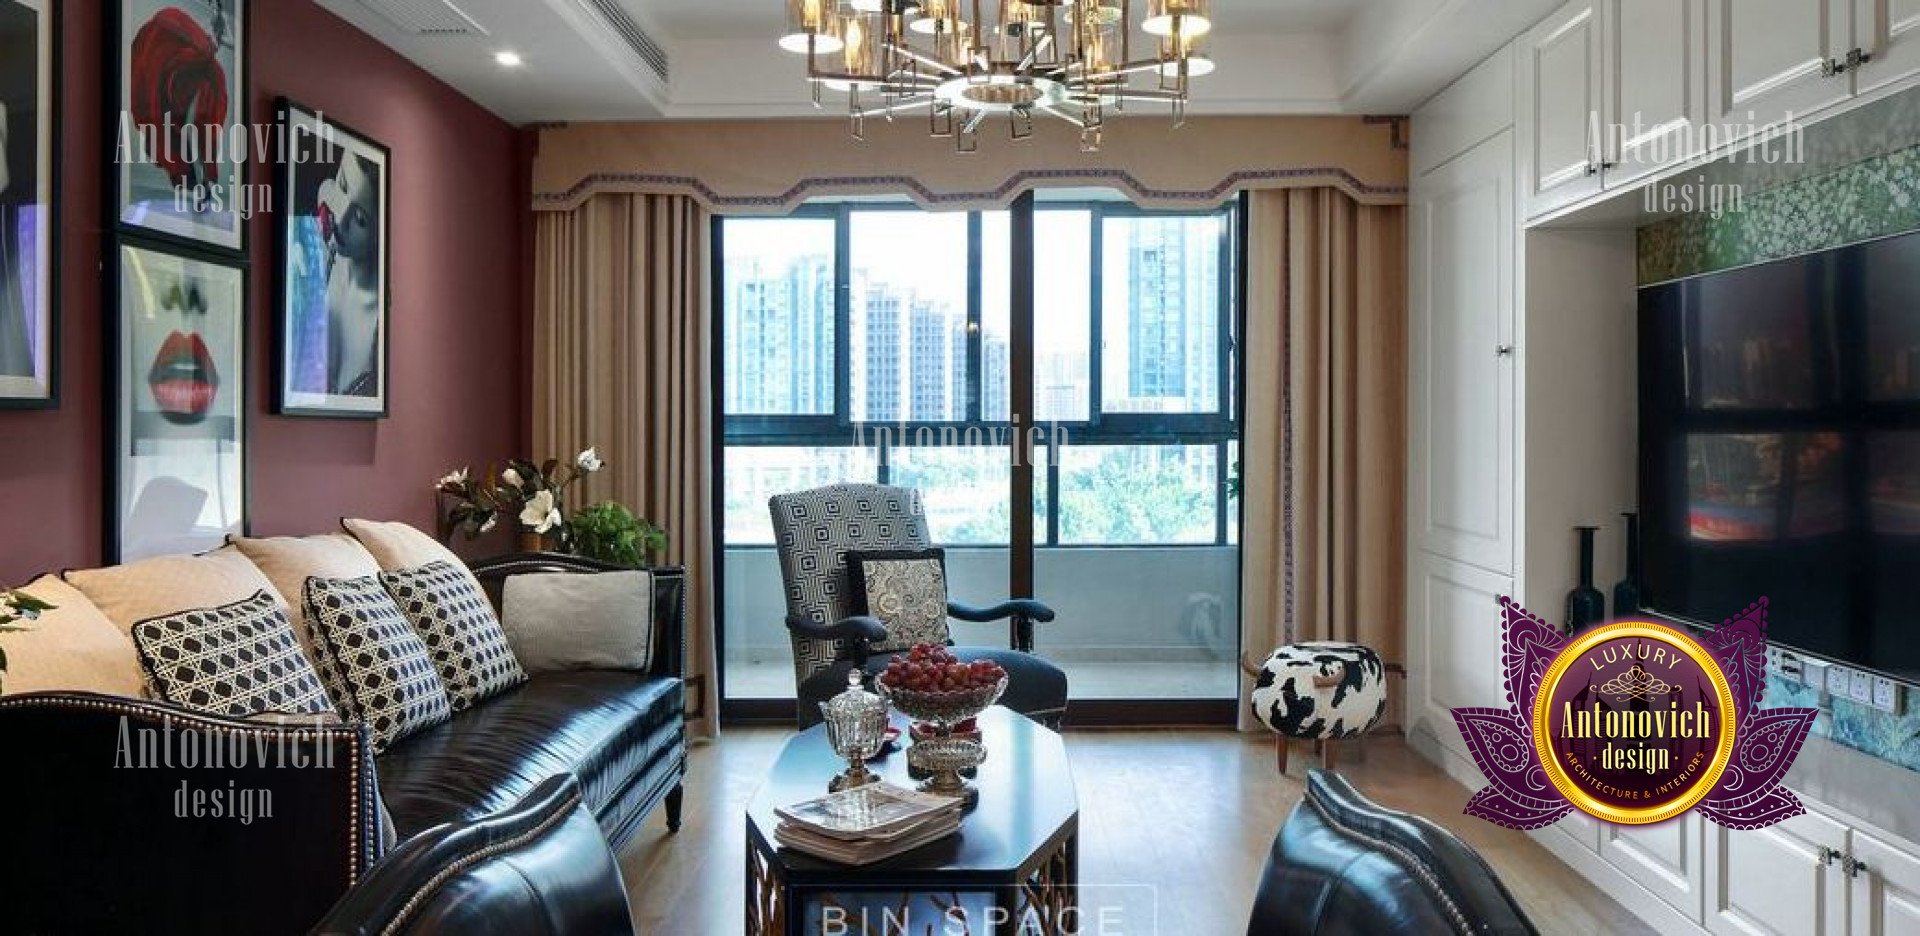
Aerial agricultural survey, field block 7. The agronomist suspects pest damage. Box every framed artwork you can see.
[111,239,246,562]
[112,0,246,252]
[276,99,389,418]
[0,0,56,406]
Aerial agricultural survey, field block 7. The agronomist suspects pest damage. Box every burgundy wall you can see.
[0,1,528,583]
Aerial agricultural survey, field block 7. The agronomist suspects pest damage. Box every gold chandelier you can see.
[780,0,1216,153]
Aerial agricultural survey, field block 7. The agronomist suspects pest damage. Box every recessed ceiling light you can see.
[495,50,523,68]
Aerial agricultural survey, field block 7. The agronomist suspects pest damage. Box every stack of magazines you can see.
[774,782,964,865]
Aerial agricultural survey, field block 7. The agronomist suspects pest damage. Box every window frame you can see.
[717,198,1243,548]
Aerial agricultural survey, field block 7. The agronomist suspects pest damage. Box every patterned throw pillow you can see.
[379,561,527,711]
[131,591,334,717]
[848,549,951,653]
[303,575,452,752]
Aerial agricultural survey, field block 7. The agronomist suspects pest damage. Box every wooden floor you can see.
[618,727,1655,935]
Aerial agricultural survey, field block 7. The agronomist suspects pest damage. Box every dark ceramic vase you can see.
[1566,526,1606,634]
[1613,512,1642,615]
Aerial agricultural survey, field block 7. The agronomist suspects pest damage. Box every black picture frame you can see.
[106,235,249,563]
[107,0,248,255]
[274,97,391,419]
[0,0,59,408]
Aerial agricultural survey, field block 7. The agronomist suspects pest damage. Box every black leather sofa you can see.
[1247,770,1539,936]
[0,553,685,935]
[381,554,688,845]
[313,775,635,936]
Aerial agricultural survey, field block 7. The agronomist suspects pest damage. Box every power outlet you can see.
[1873,676,1904,715]
[1802,659,1831,694]
[1850,669,1876,706]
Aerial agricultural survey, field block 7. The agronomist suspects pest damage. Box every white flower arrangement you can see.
[435,448,607,548]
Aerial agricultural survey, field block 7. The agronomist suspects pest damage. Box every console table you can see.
[745,707,1080,936]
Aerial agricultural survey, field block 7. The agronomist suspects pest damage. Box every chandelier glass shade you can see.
[778,0,1219,152]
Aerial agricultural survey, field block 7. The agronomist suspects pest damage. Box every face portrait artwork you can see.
[0,0,52,402]
[279,103,388,417]
[117,0,244,250]
[117,243,245,561]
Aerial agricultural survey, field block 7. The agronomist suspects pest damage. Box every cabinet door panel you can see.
[1410,134,1515,573]
[1708,0,1852,136]
[1604,815,1706,923]
[1607,0,1707,184]
[1852,830,1920,936]
[1708,810,1849,936]
[1522,1,1606,215]
[1410,554,1511,758]
[1856,0,1920,95]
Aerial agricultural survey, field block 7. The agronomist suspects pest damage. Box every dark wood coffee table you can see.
[745,706,1080,936]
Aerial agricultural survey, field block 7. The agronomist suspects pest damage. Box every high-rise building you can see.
[1120,219,1220,412]
[724,252,834,415]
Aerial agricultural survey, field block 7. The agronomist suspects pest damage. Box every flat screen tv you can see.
[1639,231,1920,683]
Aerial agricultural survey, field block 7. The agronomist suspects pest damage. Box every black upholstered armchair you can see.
[313,775,634,936]
[769,483,1069,729]
[1248,770,1538,936]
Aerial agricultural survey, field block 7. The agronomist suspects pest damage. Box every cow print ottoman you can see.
[1250,642,1387,774]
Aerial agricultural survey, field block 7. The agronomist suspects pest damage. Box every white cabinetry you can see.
[1605,816,1708,924]
[1519,2,1604,215]
[1855,0,1920,95]
[1708,810,1850,936]
[1409,131,1517,575]
[1851,831,1920,936]
[1707,0,1853,134]
[1606,0,1709,185]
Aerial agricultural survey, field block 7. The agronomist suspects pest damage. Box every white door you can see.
[1708,0,1854,139]
[1409,133,1516,574]
[1520,0,1606,216]
[1708,809,1850,935]
[1855,0,1920,94]
[1604,814,1707,924]
[1604,0,1708,186]
[1408,553,1512,757]
[1851,830,1920,936]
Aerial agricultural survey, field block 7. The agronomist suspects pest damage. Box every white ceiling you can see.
[314,0,1564,124]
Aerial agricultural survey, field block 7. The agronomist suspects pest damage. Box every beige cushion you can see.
[63,546,287,638]
[230,533,381,658]
[341,519,485,594]
[501,571,654,673]
[0,576,147,698]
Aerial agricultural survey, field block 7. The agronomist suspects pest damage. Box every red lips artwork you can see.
[149,330,219,425]
[129,7,229,189]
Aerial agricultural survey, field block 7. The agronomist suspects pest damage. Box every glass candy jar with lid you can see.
[820,669,889,792]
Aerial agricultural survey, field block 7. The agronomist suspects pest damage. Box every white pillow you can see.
[500,571,654,673]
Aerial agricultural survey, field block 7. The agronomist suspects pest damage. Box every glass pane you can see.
[1101,214,1225,415]
[982,212,1012,422]
[1057,444,1219,545]
[889,443,1012,545]
[850,212,971,423]
[983,210,1091,423]
[721,446,880,546]
[1036,210,1092,422]
[721,218,837,416]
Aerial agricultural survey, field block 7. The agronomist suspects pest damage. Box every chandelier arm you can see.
[1017,33,1057,72]
[1037,103,1088,129]
[960,108,991,135]
[856,96,939,118]
[887,43,965,77]
[1112,90,1185,103]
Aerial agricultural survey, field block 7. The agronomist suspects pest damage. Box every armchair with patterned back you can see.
[769,484,1069,729]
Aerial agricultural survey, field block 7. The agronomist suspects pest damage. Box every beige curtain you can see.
[1240,188,1407,731]
[533,193,720,739]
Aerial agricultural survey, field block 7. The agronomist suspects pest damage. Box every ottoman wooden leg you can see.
[1321,739,1337,771]
[1275,735,1289,776]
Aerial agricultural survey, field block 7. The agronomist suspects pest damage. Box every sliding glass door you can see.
[716,193,1241,716]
